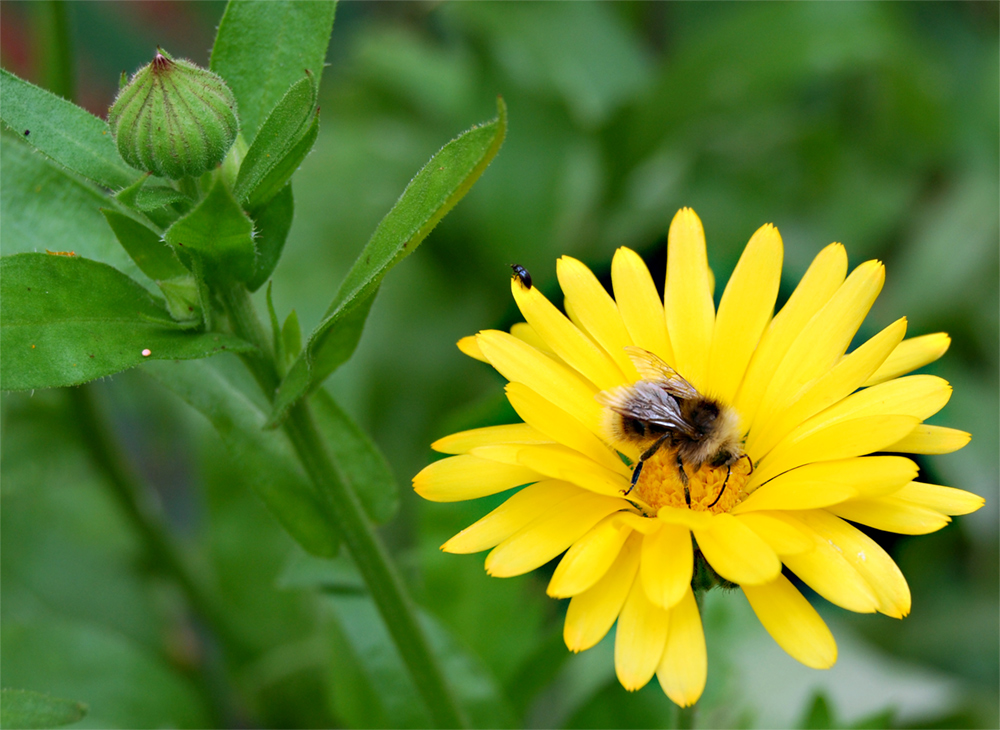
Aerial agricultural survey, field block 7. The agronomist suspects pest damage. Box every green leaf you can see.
[0,254,252,391]
[268,98,508,426]
[100,209,187,282]
[325,591,517,729]
[311,389,398,525]
[247,183,295,292]
[247,113,318,213]
[163,177,256,284]
[0,688,87,729]
[210,0,337,142]
[143,358,339,558]
[800,692,835,729]
[280,309,302,370]
[234,75,317,209]
[1,620,210,728]
[1,134,150,287]
[0,68,137,190]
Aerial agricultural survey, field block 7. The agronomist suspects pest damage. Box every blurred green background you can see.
[2,2,997,728]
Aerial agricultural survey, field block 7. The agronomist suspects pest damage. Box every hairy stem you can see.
[220,282,466,729]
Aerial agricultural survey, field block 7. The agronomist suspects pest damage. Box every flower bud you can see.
[109,50,238,180]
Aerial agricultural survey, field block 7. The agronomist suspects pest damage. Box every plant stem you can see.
[67,384,251,725]
[220,283,466,729]
[34,0,75,102]
[676,703,696,730]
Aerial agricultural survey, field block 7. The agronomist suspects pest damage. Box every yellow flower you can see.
[413,208,983,707]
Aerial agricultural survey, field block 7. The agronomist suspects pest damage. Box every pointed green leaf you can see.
[1,134,150,286]
[268,98,508,426]
[1,68,137,190]
[246,113,318,212]
[247,183,295,292]
[210,1,336,142]
[0,253,252,391]
[312,389,398,525]
[101,209,187,281]
[0,689,87,729]
[144,358,339,558]
[234,75,317,209]
[163,177,256,284]
[134,185,190,212]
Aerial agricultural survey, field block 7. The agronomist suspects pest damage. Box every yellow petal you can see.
[892,481,985,515]
[735,456,918,513]
[615,570,670,691]
[612,247,673,365]
[477,329,603,434]
[743,574,837,669]
[794,510,910,618]
[565,533,642,652]
[516,443,630,497]
[640,522,693,610]
[794,374,952,430]
[828,496,951,535]
[468,444,530,466]
[511,278,627,391]
[884,424,971,455]
[749,415,920,489]
[707,223,783,404]
[774,513,879,614]
[548,514,633,597]
[506,382,628,475]
[432,423,550,454]
[442,480,583,554]
[457,335,487,362]
[664,208,714,390]
[485,492,629,577]
[509,322,560,360]
[734,243,848,428]
[735,512,814,555]
[748,318,907,458]
[863,333,951,387]
[656,588,707,708]
[557,256,641,381]
[413,454,539,503]
[656,505,714,531]
[752,260,885,433]
[692,513,782,585]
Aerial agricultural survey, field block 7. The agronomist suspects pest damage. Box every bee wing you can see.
[624,346,700,400]
[596,381,696,435]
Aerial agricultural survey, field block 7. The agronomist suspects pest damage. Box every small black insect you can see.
[24,129,30,136]
[510,263,532,289]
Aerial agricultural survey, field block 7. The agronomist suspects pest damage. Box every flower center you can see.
[631,450,752,515]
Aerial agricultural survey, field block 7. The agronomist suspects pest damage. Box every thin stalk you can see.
[676,703,696,730]
[67,385,251,661]
[220,282,466,729]
[34,0,75,101]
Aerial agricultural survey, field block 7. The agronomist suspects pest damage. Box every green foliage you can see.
[0,254,252,391]
[0,69,137,190]
[210,0,337,142]
[0,689,87,729]
[268,98,508,426]
[2,1,997,729]
[163,177,256,284]
[233,74,318,211]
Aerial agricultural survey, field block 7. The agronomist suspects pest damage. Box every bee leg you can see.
[623,435,670,496]
[707,464,731,509]
[676,453,691,507]
[742,452,754,475]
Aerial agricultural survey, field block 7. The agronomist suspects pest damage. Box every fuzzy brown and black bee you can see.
[597,347,750,508]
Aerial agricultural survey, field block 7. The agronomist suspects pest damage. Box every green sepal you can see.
[163,176,256,284]
[267,98,508,427]
[233,74,317,210]
[0,253,252,391]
